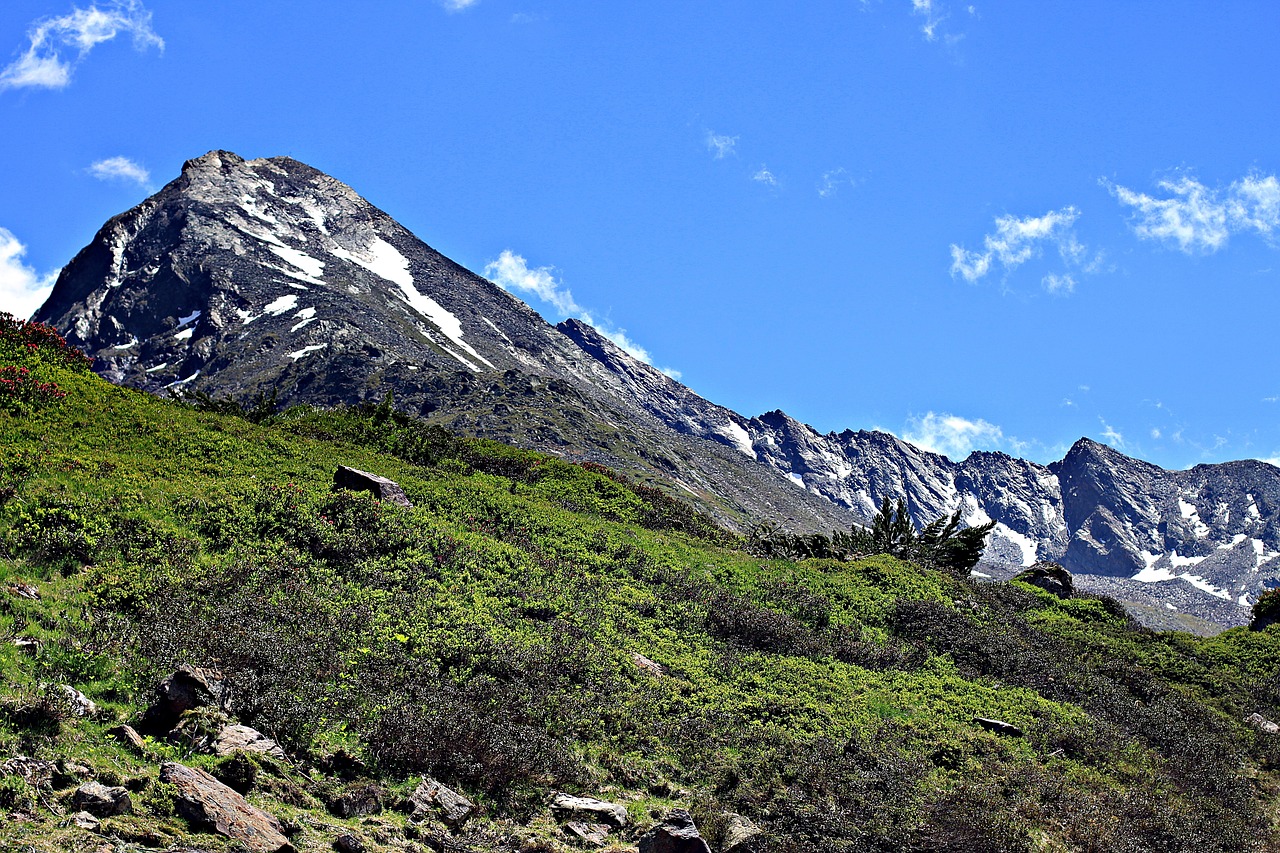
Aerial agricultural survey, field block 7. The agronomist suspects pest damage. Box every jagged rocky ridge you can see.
[34,150,1280,630]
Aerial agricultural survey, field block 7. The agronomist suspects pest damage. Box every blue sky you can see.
[1,1,1278,470]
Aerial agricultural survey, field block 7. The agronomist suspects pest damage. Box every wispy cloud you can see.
[1041,272,1075,295]
[1104,172,1280,254]
[88,155,150,187]
[752,165,777,187]
[0,228,59,320]
[950,206,1099,292]
[484,249,680,378]
[910,0,945,41]
[705,131,738,160]
[902,411,1004,460]
[1099,418,1124,448]
[0,1,162,92]
[818,168,855,198]
[442,0,479,10]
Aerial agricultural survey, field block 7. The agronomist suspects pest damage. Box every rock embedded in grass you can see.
[638,809,712,853]
[550,792,629,828]
[160,761,293,853]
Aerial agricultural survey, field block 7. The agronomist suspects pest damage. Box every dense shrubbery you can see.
[0,313,90,415]
[0,312,93,373]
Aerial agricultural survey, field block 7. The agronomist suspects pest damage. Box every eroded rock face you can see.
[160,761,292,853]
[638,809,712,853]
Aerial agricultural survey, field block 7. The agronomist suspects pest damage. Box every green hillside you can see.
[3,315,1280,852]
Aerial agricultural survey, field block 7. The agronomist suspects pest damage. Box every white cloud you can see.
[752,166,777,186]
[911,0,944,41]
[442,0,479,10]
[950,206,1096,292]
[1042,272,1075,295]
[484,249,679,377]
[0,1,163,92]
[1099,419,1124,448]
[0,228,59,320]
[1105,172,1280,254]
[1151,428,1162,439]
[89,155,150,187]
[705,131,738,160]
[484,249,583,316]
[902,411,1004,460]
[818,168,854,198]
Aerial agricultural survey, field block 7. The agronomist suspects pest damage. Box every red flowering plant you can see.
[0,312,92,414]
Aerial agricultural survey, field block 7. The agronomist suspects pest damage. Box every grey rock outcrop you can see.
[974,717,1024,737]
[638,809,712,853]
[72,781,133,817]
[722,813,763,852]
[214,724,287,760]
[146,665,231,731]
[550,792,629,829]
[1013,562,1075,598]
[404,777,474,827]
[160,761,292,853]
[333,466,412,508]
[1246,713,1280,734]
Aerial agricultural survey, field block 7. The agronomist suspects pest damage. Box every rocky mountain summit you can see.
[34,150,1280,630]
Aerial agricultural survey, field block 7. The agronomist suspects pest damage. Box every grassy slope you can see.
[3,336,1280,852]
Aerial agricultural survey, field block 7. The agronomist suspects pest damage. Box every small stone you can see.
[54,760,94,788]
[722,813,762,852]
[334,833,364,853]
[551,792,629,829]
[73,781,133,817]
[327,782,384,819]
[638,809,711,853]
[13,637,40,654]
[565,821,611,846]
[973,717,1024,737]
[53,684,97,716]
[70,810,101,830]
[215,724,288,760]
[632,652,666,676]
[404,777,474,827]
[333,466,413,508]
[109,724,149,754]
[1246,712,1280,734]
[6,581,40,600]
[1012,562,1075,599]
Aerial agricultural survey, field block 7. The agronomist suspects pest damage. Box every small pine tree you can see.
[839,496,994,577]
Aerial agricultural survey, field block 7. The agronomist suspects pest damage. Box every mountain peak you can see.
[181,149,247,174]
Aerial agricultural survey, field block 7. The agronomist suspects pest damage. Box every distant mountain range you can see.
[34,150,1280,631]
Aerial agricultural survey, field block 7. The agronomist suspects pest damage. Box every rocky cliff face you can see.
[35,150,1280,630]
